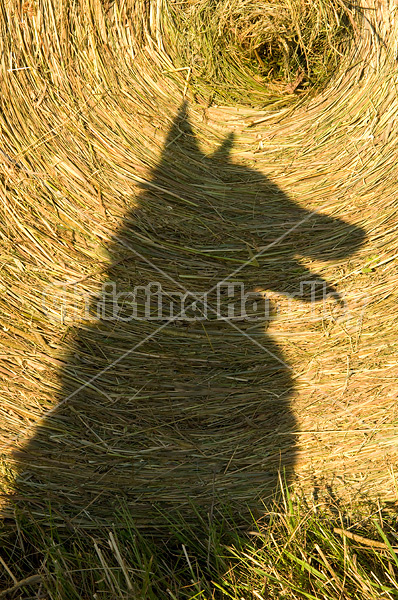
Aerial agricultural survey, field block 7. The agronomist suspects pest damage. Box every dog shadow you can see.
[8,103,365,530]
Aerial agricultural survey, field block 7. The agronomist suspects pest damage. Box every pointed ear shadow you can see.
[162,102,235,163]
[163,100,199,151]
[211,132,235,160]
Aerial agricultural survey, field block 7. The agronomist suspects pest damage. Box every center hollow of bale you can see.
[166,0,354,106]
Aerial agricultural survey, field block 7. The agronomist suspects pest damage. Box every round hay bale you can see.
[0,0,397,529]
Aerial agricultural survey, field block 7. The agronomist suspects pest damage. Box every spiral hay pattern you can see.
[0,1,397,529]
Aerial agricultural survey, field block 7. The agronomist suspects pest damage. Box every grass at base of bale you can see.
[1,485,398,599]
